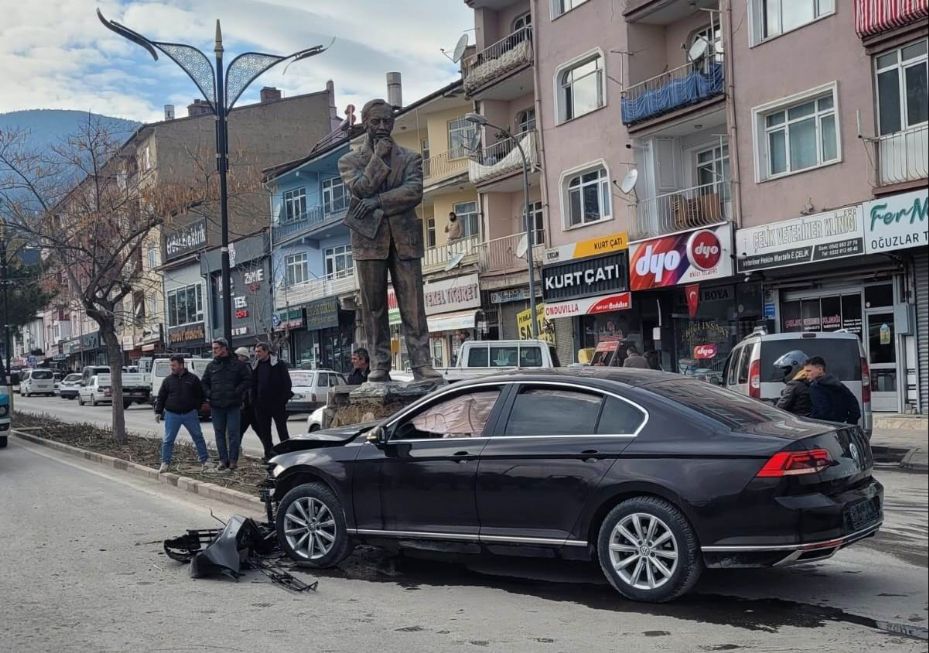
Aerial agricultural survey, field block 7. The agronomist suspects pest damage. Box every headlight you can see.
[273,464,286,478]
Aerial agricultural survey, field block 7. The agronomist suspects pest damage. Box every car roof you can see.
[742,331,861,343]
[451,367,682,389]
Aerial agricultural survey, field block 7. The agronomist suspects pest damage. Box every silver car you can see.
[287,369,346,414]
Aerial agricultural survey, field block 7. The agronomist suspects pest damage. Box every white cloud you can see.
[0,0,472,123]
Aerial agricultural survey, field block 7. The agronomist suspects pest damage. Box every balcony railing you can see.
[877,124,928,186]
[272,198,349,244]
[275,270,359,309]
[464,26,533,96]
[422,235,482,273]
[468,130,538,185]
[423,150,470,184]
[477,233,544,274]
[621,59,724,126]
[632,181,731,240]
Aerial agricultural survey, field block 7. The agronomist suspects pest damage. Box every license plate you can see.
[844,499,880,531]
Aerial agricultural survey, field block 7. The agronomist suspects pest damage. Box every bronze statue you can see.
[338,99,442,382]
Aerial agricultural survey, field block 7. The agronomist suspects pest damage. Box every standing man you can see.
[201,338,251,472]
[155,355,211,474]
[346,348,370,385]
[622,344,651,369]
[251,342,292,460]
[805,356,862,426]
[445,211,463,243]
[338,98,443,383]
[235,346,257,446]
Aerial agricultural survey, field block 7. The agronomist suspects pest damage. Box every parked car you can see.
[306,405,326,432]
[265,369,882,603]
[78,374,113,406]
[436,340,560,382]
[288,369,345,414]
[57,373,83,400]
[723,328,872,436]
[80,365,151,407]
[19,369,56,397]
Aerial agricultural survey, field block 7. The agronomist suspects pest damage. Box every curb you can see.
[871,445,909,464]
[11,430,264,513]
[901,449,929,473]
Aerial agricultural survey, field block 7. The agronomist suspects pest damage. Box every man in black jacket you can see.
[251,342,293,460]
[155,355,211,473]
[774,350,813,417]
[201,338,251,471]
[806,356,862,425]
[346,348,370,385]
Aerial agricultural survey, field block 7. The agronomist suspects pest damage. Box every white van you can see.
[150,357,212,403]
[723,328,872,436]
[19,369,56,397]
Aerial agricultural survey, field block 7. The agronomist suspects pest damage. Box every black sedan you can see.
[264,369,882,603]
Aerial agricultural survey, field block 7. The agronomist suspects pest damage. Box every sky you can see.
[0,0,473,122]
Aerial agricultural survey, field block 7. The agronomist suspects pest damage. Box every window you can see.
[565,166,611,227]
[504,387,602,436]
[324,245,353,278]
[691,24,723,63]
[523,201,544,246]
[282,188,307,223]
[395,390,502,440]
[695,143,731,201]
[597,397,646,434]
[552,0,590,18]
[167,283,203,326]
[758,89,838,179]
[875,40,928,136]
[754,0,835,42]
[490,345,519,367]
[513,11,531,31]
[318,373,330,387]
[322,177,348,214]
[426,217,436,248]
[285,252,308,286]
[558,55,604,122]
[447,117,477,159]
[452,201,479,239]
[146,245,158,271]
[467,345,489,367]
[516,108,536,134]
[647,380,787,430]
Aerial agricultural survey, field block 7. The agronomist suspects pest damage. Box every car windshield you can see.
[31,370,53,379]
[761,338,862,382]
[290,371,316,386]
[65,374,81,383]
[647,379,788,430]
[96,374,111,386]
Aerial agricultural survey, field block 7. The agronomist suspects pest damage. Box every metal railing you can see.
[275,269,359,309]
[877,124,928,186]
[422,235,482,272]
[621,58,724,125]
[273,199,349,243]
[632,181,731,240]
[464,26,533,95]
[478,233,544,274]
[423,150,470,183]
[468,130,538,185]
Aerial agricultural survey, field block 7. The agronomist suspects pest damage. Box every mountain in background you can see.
[0,109,141,152]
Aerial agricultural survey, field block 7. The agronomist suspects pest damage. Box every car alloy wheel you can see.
[283,497,337,561]
[609,513,678,591]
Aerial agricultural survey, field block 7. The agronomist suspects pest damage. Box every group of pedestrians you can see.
[774,351,862,425]
[154,338,294,474]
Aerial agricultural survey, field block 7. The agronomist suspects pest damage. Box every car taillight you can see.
[861,356,871,404]
[311,393,318,403]
[748,358,761,399]
[104,389,112,396]
[757,449,833,477]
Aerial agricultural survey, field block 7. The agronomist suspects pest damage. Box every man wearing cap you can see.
[200,338,251,471]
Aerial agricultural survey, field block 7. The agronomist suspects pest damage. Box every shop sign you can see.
[735,206,863,273]
[542,252,628,302]
[423,273,481,316]
[544,292,632,320]
[387,286,400,326]
[81,332,100,350]
[862,189,928,254]
[516,304,554,344]
[543,232,629,264]
[168,322,206,344]
[274,307,305,332]
[693,344,718,359]
[164,219,207,260]
[490,287,531,304]
[304,297,339,331]
[630,224,734,290]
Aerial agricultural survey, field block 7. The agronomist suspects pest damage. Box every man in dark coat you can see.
[622,344,651,369]
[155,355,210,473]
[338,98,442,383]
[806,356,862,425]
[346,348,371,385]
[774,350,813,417]
[201,338,251,471]
[251,342,292,460]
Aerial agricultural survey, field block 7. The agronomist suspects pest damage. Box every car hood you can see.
[272,421,379,454]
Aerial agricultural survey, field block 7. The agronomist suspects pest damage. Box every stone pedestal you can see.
[323,379,447,429]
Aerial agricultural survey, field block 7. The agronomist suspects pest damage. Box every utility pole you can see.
[0,233,11,386]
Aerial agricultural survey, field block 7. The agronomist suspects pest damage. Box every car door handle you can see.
[452,450,471,462]
[581,449,601,462]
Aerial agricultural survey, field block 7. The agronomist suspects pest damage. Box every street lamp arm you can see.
[225,43,330,110]
[97,10,158,62]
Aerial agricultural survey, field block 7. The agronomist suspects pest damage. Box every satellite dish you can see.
[445,252,466,272]
[688,36,709,62]
[515,235,529,259]
[619,168,639,194]
[452,34,469,63]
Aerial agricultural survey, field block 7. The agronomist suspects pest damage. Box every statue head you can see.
[361,98,395,143]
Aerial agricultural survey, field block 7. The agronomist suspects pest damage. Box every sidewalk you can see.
[871,414,927,472]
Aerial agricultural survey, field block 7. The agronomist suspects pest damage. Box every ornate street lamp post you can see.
[98,10,327,344]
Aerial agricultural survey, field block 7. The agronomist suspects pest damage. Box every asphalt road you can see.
[1,435,926,652]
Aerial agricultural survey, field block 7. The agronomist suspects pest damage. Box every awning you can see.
[427,309,479,333]
[142,343,157,352]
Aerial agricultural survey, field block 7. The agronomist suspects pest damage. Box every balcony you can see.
[876,124,928,186]
[477,233,543,274]
[275,270,359,309]
[272,199,349,246]
[463,26,533,98]
[632,181,731,240]
[423,150,470,186]
[422,235,482,274]
[621,60,724,126]
[468,131,538,186]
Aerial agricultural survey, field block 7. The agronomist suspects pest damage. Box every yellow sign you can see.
[517,305,554,344]
[543,232,629,264]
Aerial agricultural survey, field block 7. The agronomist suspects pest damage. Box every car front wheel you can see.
[597,496,703,603]
[275,483,352,567]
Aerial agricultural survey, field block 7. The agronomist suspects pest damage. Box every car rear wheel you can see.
[275,483,352,568]
[308,424,320,432]
[597,496,702,603]
[78,395,85,406]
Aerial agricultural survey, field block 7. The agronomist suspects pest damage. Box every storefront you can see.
[167,322,208,357]
[289,297,355,373]
[423,273,482,368]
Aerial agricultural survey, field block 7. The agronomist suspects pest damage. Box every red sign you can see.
[687,230,722,270]
[694,343,718,359]
[589,292,632,314]
[235,309,249,319]
[595,340,620,353]
[629,224,732,290]
[685,283,700,319]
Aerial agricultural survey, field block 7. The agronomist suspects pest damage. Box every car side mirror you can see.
[366,426,387,446]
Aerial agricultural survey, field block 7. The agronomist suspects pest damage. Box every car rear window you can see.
[647,379,788,430]
[32,370,53,380]
[65,374,81,382]
[290,371,315,386]
[760,338,861,382]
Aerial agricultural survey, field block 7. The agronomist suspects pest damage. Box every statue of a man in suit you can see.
[338,99,442,382]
